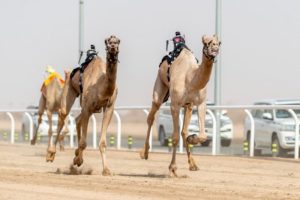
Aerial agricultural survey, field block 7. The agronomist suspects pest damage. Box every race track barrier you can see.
[0,104,300,160]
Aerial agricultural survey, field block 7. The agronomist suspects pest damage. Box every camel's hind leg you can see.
[31,95,46,145]
[140,74,168,160]
[181,105,199,171]
[73,110,91,167]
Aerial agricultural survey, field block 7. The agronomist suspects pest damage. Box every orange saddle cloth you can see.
[40,72,65,97]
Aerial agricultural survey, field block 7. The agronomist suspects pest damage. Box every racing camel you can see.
[31,68,70,161]
[140,35,221,176]
[47,35,120,176]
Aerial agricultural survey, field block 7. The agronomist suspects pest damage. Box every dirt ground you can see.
[0,142,300,200]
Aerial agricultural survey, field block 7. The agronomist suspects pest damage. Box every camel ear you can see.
[202,35,210,45]
[105,38,109,46]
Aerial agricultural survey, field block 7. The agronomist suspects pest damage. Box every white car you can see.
[156,102,233,147]
[244,99,300,156]
[21,106,76,141]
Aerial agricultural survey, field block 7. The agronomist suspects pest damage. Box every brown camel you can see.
[31,71,69,161]
[140,35,221,176]
[47,35,120,176]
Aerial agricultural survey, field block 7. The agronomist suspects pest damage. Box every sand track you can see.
[0,142,300,200]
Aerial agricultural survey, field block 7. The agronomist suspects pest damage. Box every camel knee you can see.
[99,141,107,152]
[172,137,179,146]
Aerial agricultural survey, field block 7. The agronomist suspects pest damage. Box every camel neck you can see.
[106,52,119,88]
[192,53,214,91]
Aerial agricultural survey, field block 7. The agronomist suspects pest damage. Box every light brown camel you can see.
[31,72,69,161]
[47,35,120,176]
[140,35,221,176]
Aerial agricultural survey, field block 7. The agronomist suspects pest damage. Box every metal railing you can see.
[0,104,300,159]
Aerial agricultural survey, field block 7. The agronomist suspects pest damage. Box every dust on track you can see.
[0,142,300,200]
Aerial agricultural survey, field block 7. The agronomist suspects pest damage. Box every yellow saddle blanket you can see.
[44,72,65,87]
[40,72,65,96]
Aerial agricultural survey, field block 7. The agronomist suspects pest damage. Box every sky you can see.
[1,0,300,109]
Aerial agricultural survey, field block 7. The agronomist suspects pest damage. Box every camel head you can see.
[202,35,221,60]
[105,35,120,55]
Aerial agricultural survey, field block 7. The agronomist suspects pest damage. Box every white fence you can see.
[0,105,300,160]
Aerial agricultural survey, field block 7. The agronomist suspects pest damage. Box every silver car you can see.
[244,99,300,156]
[156,102,233,147]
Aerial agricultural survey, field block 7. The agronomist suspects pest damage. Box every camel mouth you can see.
[210,50,219,57]
[108,47,118,54]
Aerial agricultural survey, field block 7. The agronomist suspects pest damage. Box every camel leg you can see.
[48,78,77,162]
[31,95,46,145]
[74,113,82,160]
[99,100,116,176]
[46,110,54,162]
[181,106,199,171]
[186,102,208,145]
[169,104,180,177]
[73,110,90,167]
[140,74,168,160]
[58,116,70,151]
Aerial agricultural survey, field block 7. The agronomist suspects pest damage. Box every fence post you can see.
[69,114,75,148]
[179,111,183,153]
[244,109,255,157]
[143,109,152,152]
[24,112,33,140]
[91,114,97,149]
[206,109,216,155]
[6,112,15,144]
[113,110,121,150]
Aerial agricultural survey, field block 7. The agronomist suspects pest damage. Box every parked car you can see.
[21,106,76,141]
[244,99,300,157]
[156,102,233,147]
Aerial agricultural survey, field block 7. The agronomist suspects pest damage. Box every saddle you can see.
[159,44,198,103]
[70,54,97,94]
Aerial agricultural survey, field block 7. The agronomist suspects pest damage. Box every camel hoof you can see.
[46,152,55,162]
[187,134,207,145]
[139,149,148,160]
[189,165,199,171]
[169,164,178,177]
[30,139,36,145]
[73,156,83,167]
[139,144,150,160]
[102,167,112,176]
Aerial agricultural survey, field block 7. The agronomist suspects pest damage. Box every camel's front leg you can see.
[140,74,168,160]
[46,110,54,162]
[99,102,115,176]
[73,110,90,167]
[187,102,207,145]
[31,95,46,145]
[169,104,180,177]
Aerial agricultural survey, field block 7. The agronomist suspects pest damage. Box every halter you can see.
[106,49,119,64]
[202,44,216,61]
